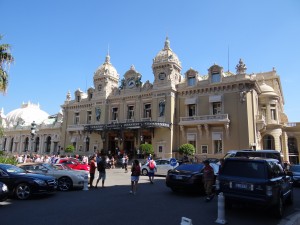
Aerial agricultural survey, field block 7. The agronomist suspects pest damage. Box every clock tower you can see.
[152,37,182,89]
[93,54,119,98]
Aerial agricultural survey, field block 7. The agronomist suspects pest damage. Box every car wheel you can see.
[58,177,73,191]
[142,169,148,176]
[275,196,284,218]
[224,197,232,209]
[15,183,31,200]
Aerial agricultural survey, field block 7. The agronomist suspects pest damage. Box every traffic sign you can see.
[170,158,177,167]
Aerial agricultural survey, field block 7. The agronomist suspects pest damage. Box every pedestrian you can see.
[148,157,156,184]
[96,155,106,188]
[89,156,97,188]
[123,154,129,172]
[202,160,215,202]
[130,159,141,195]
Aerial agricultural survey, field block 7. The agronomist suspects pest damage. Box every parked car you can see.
[0,163,57,200]
[18,162,85,191]
[166,162,219,194]
[53,163,90,179]
[224,149,283,165]
[141,158,179,176]
[57,158,90,172]
[0,181,9,202]
[216,157,293,218]
[288,164,300,186]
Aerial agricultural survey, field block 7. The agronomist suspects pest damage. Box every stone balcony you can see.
[179,114,230,126]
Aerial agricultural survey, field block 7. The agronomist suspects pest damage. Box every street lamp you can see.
[30,121,37,152]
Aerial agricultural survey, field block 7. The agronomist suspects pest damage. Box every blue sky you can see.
[1,0,300,122]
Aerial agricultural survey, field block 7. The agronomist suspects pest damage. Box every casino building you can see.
[1,37,300,163]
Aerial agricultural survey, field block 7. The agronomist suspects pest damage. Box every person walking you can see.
[130,159,141,195]
[123,154,129,172]
[148,157,156,184]
[202,160,215,202]
[89,156,97,188]
[95,155,106,188]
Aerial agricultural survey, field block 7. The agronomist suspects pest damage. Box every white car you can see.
[18,162,85,191]
[141,158,179,176]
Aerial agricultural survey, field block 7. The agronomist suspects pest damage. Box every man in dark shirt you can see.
[96,155,106,188]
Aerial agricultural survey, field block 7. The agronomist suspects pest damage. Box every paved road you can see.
[0,168,299,225]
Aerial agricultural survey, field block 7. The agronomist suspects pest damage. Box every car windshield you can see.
[42,163,57,170]
[54,164,71,170]
[175,163,204,172]
[290,165,300,172]
[221,161,266,179]
[2,164,27,174]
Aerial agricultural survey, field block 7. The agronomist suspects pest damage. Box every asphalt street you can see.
[0,168,299,225]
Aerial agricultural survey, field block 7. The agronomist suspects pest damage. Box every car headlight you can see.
[1,183,8,192]
[34,179,47,186]
[77,174,85,179]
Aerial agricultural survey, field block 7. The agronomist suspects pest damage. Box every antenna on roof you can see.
[227,45,230,72]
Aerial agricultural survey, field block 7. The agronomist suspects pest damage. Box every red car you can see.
[57,158,90,172]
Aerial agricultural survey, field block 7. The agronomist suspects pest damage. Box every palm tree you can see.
[0,35,14,93]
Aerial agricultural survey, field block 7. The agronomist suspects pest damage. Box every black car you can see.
[0,163,57,200]
[288,164,300,186]
[166,163,219,194]
[216,157,293,218]
[0,181,9,202]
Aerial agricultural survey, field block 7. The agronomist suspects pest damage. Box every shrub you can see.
[178,143,195,156]
[65,145,75,153]
[140,143,154,156]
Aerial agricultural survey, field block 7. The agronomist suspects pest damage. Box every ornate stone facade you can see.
[1,38,300,163]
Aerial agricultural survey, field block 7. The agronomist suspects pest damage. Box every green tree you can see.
[65,144,75,153]
[178,143,195,157]
[0,35,14,93]
[140,143,154,157]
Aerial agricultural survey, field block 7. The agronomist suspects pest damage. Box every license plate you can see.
[175,175,183,180]
[234,183,252,190]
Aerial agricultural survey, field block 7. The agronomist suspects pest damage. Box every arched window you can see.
[46,136,51,153]
[10,138,14,152]
[24,137,29,152]
[35,137,40,153]
[263,135,275,149]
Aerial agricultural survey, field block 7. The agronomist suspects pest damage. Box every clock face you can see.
[127,79,135,88]
[159,72,166,80]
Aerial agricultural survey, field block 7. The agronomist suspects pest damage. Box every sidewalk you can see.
[279,213,300,225]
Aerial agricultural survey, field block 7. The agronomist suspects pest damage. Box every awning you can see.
[185,98,197,105]
[209,95,222,103]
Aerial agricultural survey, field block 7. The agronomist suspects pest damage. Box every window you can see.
[24,137,29,152]
[46,136,51,153]
[211,73,221,83]
[77,95,80,102]
[87,111,92,124]
[144,104,151,118]
[212,132,223,154]
[188,76,196,86]
[187,134,196,150]
[127,106,134,119]
[188,104,196,116]
[270,104,277,120]
[112,108,118,120]
[74,112,80,124]
[263,135,275,150]
[213,102,222,115]
[85,137,90,152]
[159,146,163,153]
[201,145,208,154]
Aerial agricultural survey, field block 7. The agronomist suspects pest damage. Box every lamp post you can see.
[30,121,37,153]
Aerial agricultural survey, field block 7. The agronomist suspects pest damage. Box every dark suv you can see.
[217,157,293,218]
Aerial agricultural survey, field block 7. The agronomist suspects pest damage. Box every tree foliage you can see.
[178,143,195,156]
[0,35,14,93]
[140,143,154,156]
[65,144,75,153]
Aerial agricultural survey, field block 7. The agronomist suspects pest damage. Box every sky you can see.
[1,0,300,122]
